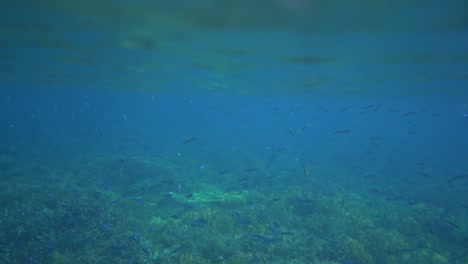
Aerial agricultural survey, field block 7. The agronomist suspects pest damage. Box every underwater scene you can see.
[1,1,468,263]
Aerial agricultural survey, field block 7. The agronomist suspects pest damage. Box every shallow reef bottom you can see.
[0,155,466,264]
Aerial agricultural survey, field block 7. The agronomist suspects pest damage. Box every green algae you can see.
[1,154,466,263]
[171,190,246,204]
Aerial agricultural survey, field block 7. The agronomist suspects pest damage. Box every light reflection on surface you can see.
[1,1,467,98]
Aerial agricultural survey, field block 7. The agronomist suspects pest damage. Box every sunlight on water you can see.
[1,0,468,97]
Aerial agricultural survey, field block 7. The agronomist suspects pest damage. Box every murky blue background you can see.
[1,1,467,263]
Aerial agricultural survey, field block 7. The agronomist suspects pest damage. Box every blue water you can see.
[1,1,468,263]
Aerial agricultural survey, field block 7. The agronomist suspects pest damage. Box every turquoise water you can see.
[1,1,468,263]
